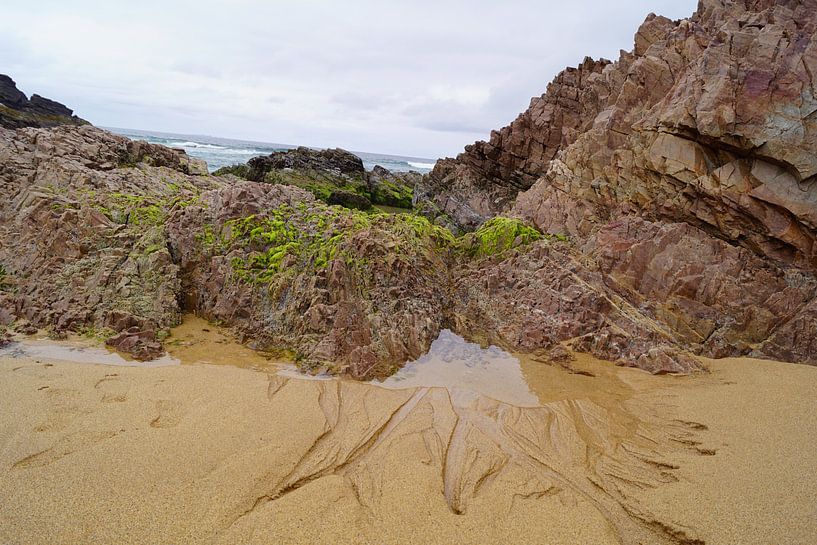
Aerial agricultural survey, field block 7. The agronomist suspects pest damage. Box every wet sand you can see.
[0,333,815,544]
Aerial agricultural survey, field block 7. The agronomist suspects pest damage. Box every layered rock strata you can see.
[414,0,817,366]
[420,0,817,271]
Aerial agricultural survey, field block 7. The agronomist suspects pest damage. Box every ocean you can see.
[106,127,437,174]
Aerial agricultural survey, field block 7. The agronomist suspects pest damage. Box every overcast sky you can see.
[2,0,697,158]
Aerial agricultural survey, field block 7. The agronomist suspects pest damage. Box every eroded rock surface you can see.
[0,120,809,373]
[4,0,817,378]
[414,0,817,367]
[166,183,452,377]
[421,1,817,268]
[0,125,216,359]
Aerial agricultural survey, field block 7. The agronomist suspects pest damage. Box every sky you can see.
[2,0,698,159]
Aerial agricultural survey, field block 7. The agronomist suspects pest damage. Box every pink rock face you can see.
[0,125,218,343]
[423,1,817,268]
[166,182,452,378]
[413,0,817,369]
[451,239,707,374]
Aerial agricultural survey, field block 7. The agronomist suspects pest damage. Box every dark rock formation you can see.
[243,147,416,211]
[368,165,420,209]
[0,75,88,129]
[247,147,365,182]
[327,189,372,210]
[0,75,28,109]
[28,94,75,118]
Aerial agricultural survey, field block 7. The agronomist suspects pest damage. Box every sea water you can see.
[107,127,436,174]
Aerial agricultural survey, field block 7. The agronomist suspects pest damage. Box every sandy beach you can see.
[1,336,815,545]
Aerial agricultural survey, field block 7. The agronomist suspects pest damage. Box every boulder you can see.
[0,74,28,109]
[105,327,164,361]
[367,165,417,209]
[28,94,74,118]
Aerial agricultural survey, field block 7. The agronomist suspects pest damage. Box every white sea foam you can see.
[408,161,435,170]
[169,141,225,149]
[227,148,272,155]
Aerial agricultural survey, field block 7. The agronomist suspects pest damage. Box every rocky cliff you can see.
[414,0,817,366]
[0,75,88,129]
[420,0,817,268]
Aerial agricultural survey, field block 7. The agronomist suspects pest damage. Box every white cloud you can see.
[3,0,698,158]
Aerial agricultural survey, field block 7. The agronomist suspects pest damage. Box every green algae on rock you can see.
[167,183,454,378]
[457,217,545,258]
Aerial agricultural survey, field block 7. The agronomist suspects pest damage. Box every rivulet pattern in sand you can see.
[1,355,815,544]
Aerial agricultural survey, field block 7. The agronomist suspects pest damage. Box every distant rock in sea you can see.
[229,146,420,210]
[0,74,88,129]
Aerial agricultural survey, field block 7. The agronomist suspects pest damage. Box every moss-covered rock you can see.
[457,217,544,258]
[168,183,456,378]
[367,166,417,209]
[369,179,413,209]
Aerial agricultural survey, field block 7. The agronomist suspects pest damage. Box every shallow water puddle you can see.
[375,329,540,406]
[0,340,178,367]
[0,314,285,370]
[165,315,285,371]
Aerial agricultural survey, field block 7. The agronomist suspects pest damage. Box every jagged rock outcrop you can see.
[0,75,88,129]
[247,147,365,182]
[415,0,817,366]
[0,125,215,359]
[417,56,613,231]
[166,182,452,377]
[0,119,811,373]
[421,1,817,268]
[5,0,817,377]
[512,0,817,270]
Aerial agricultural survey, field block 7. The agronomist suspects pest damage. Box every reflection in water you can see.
[375,329,539,407]
[166,315,284,371]
[0,341,178,367]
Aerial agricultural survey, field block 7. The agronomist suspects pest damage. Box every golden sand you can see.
[0,330,815,544]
